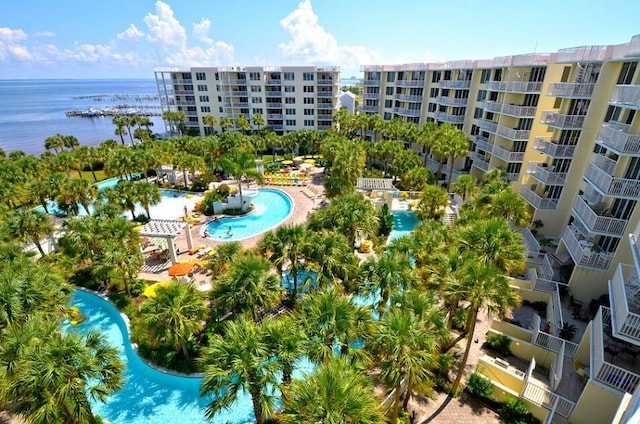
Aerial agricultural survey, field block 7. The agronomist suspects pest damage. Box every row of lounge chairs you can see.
[264,173,311,186]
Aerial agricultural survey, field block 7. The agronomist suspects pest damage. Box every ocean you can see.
[0,79,166,155]
[0,77,363,156]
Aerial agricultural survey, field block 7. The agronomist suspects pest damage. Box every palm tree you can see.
[280,359,384,424]
[3,209,54,256]
[261,315,306,387]
[200,315,278,424]
[74,145,101,181]
[63,177,98,215]
[206,241,242,276]
[401,167,433,191]
[210,254,282,322]
[173,151,204,187]
[451,174,478,202]
[219,116,234,133]
[415,185,449,221]
[219,149,264,212]
[2,321,124,424]
[449,262,519,394]
[134,181,162,219]
[203,114,218,135]
[63,135,80,151]
[415,121,438,165]
[358,251,415,319]
[303,230,358,291]
[236,114,251,134]
[94,240,143,294]
[112,115,129,145]
[252,113,265,132]
[44,133,65,154]
[102,181,138,219]
[138,281,206,358]
[371,307,442,423]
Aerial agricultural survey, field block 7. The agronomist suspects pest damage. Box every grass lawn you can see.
[72,169,109,182]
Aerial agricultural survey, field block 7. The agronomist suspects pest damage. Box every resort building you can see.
[362,34,640,424]
[154,66,341,136]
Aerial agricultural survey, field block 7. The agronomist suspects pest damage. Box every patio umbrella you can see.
[303,159,315,164]
[168,262,195,276]
[282,160,293,165]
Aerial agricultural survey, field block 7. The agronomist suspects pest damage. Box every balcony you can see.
[596,122,640,156]
[561,225,613,270]
[266,114,283,119]
[540,111,585,129]
[363,79,381,86]
[361,105,378,113]
[478,119,531,141]
[221,79,248,86]
[520,186,559,210]
[592,307,640,394]
[222,102,249,108]
[475,136,493,153]
[265,79,282,86]
[265,91,283,98]
[609,85,640,109]
[220,91,248,97]
[532,137,576,158]
[393,107,421,117]
[608,264,640,345]
[439,80,471,89]
[433,111,464,124]
[436,96,467,106]
[572,195,629,237]
[584,161,640,199]
[500,103,538,118]
[317,103,336,110]
[265,103,283,109]
[317,79,337,86]
[492,145,525,162]
[318,124,333,130]
[484,81,543,93]
[547,82,596,98]
[517,226,541,256]
[477,118,498,133]
[471,152,490,172]
[363,92,380,100]
[527,162,567,185]
[395,79,424,87]
[316,91,335,98]
[395,94,424,102]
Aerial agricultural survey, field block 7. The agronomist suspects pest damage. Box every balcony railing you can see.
[609,263,640,344]
[520,186,559,210]
[484,81,542,93]
[396,94,423,102]
[532,137,576,158]
[317,79,337,86]
[518,226,540,255]
[433,111,464,124]
[316,91,335,98]
[561,225,613,270]
[540,111,586,129]
[439,80,471,89]
[475,136,493,153]
[362,92,379,100]
[266,114,283,119]
[471,152,490,172]
[477,119,498,133]
[592,307,640,394]
[437,96,467,106]
[596,122,640,155]
[361,105,378,113]
[220,91,248,97]
[393,107,421,117]
[527,162,567,185]
[572,195,629,236]
[265,91,283,98]
[317,103,336,110]
[610,85,640,109]
[395,79,424,87]
[221,79,248,86]
[584,162,640,199]
[265,79,282,85]
[493,145,525,162]
[222,102,249,108]
[265,103,283,108]
[521,381,576,419]
[500,103,538,117]
[363,79,381,86]
[547,82,596,98]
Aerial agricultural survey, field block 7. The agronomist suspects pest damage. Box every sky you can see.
[1,0,639,80]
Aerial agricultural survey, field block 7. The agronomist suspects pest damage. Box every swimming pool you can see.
[387,211,419,243]
[205,189,293,241]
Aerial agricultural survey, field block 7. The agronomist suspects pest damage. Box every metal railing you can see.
[547,82,596,98]
[518,226,541,256]
[533,137,576,158]
[542,255,554,280]
[395,79,425,87]
[433,111,465,124]
[363,92,380,100]
[561,225,613,270]
[609,263,640,342]
[527,162,567,185]
[520,186,559,210]
[440,80,471,89]
[471,152,491,171]
[521,381,575,419]
[437,96,468,106]
[610,84,640,108]
[572,195,629,236]
[492,144,525,162]
[596,123,640,155]
[396,94,424,102]
[585,162,640,198]
[363,79,381,86]
[540,112,586,129]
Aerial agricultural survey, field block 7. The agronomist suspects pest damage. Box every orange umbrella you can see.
[168,262,195,276]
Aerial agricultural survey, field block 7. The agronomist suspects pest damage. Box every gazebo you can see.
[356,178,396,192]
[138,219,194,265]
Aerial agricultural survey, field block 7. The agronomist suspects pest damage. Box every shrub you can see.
[134,213,150,224]
[559,323,577,341]
[465,372,494,401]
[484,333,512,357]
[452,307,468,331]
[190,179,208,192]
[499,396,539,424]
[377,203,393,237]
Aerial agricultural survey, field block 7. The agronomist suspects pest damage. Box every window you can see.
[430,88,439,97]
[284,85,295,93]
[387,72,395,82]
[251,85,262,92]
[285,108,296,115]
[303,72,314,81]
[249,72,261,81]
[197,84,208,91]
[386,87,393,96]
[284,72,295,81]
[200,106,211,113]
[199,95,209,102]
[304,108,315,115]
[252,97,263,103]
[304,119,315,126]
[304,85,314,93]
[215,73,219,81]
[285,97,296,104]
[428,103,436,112]
[252,108,263,115]
[480,69,490,83]
[286,119,296,126]
[304,97,315,104]
[218,107,223,113]
[217,96,222,102]
[384,100,393,108]
[196,72,206,80]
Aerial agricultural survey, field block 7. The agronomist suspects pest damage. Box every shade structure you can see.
[168,262,195,276]
[282,160,293,165]
[303,159,315,164]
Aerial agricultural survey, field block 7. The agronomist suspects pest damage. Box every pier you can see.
[65,106,161,118]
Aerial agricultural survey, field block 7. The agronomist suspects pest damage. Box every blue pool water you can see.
[387,211,419,243]
[68,289,315,424]
[205,189,292,241]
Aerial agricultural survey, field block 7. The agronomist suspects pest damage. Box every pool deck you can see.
[137,168,326,286]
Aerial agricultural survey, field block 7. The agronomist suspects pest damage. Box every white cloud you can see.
[117,24,145,41]
[0,27,31,60]
[193,18,213,45]
[278,0,379,69]
[32,31,56,38]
